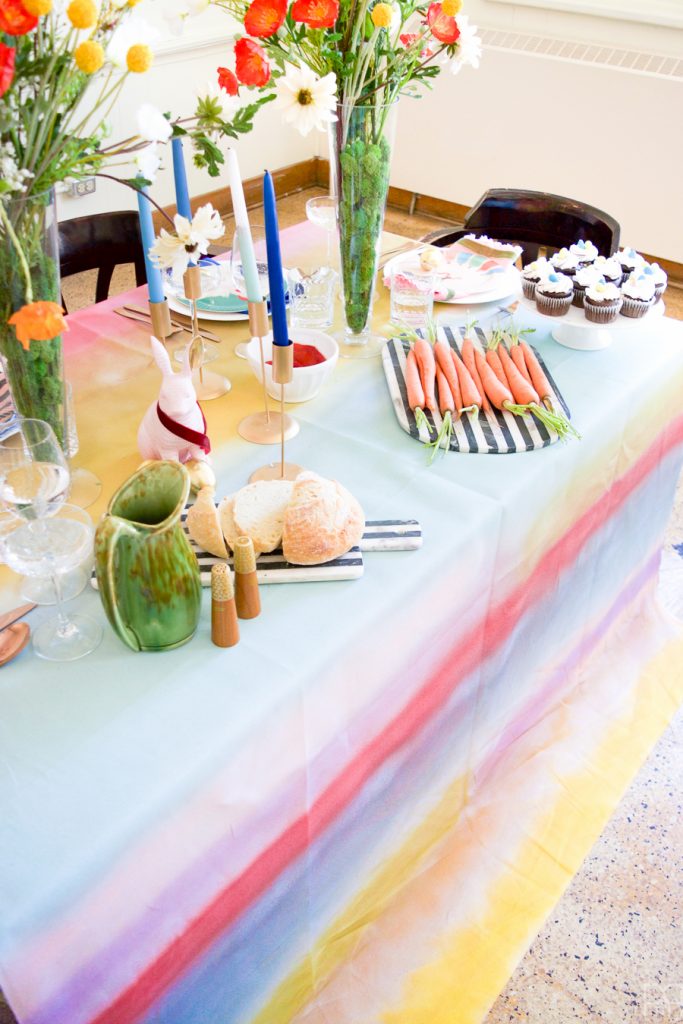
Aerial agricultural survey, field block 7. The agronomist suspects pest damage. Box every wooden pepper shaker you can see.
[211,563,240,648]
[234,536,261,620]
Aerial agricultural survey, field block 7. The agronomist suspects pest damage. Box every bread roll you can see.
[219,480,293,555]
[186,487,228,558]
[282,471,364,565]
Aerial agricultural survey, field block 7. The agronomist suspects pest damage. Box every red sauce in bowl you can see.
[267,342,327,368]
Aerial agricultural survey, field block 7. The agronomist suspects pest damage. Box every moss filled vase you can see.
[0,189,66,447]
[330,101,397,359]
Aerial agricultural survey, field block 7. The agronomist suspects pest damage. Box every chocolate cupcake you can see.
[620,273,655,318]
[569,239,599,266]
[591,255,622,287]
[616,247,644,284]
[535,272,573,317]
[572,263,601,308]
[583,279,622,323]
[645,262,668,303]
[521,257,550,299]
[551,250,579,281]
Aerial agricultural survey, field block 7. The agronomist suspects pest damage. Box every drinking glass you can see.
[287,266,337,329]
[3,504,101,661]
[231,227,270,359]
[0,418,69,520]
[306,195,337,268]
[65,381,102,510]
[390,268,435,330]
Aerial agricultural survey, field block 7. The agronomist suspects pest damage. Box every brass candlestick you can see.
[249,342,303,482]
[238,300,299,446]
[182,265,230,401]
[148,299,173,339]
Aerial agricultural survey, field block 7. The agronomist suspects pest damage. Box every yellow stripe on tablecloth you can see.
[382,629,683,1024]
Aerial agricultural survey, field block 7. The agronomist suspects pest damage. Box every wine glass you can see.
[231,226,271,359]
[0,418,69,520]
[3,503,102,661]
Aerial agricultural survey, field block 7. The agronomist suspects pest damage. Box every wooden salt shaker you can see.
[234,536,261,620]
[211,563,240,648]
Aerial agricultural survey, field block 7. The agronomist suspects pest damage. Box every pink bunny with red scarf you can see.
[137,337,212,465]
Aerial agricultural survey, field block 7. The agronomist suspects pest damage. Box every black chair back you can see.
[423,189,621,265]
[59,211,147,310]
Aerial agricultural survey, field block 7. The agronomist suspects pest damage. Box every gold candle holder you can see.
[249,343,303,483]
[181,264,231,401]
[238,300,299,446]
[148,299,173,339]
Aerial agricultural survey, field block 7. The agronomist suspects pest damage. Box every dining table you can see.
[1,219,682,1024]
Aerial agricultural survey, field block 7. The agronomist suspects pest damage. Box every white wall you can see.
[389,0,683,260]
[57,1,316,223]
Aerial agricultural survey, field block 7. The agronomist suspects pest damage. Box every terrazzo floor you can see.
[33,189,683,1024]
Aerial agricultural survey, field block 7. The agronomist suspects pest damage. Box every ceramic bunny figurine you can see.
[137,337,212,465]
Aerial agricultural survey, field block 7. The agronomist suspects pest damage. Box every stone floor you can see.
[40,189,683,1024]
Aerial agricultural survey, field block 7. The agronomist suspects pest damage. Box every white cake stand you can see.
[519,292,665,351]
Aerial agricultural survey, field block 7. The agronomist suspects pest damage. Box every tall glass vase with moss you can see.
[330,101,397,358]
[0,189,66,445]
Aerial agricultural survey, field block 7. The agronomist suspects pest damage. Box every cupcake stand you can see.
[519,292,665,351]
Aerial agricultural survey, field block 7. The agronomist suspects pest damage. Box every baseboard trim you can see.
[155,156,682,284]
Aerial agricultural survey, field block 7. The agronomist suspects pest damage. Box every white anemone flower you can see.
[275,66,337,137]
[137,104,172,144]
[450,16,482,74]
[135,144,161,183]
[107,15,161,68]
[149,204,224,276]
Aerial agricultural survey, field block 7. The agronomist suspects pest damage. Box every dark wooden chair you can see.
[59,211,147,311]
[422,189,621,264]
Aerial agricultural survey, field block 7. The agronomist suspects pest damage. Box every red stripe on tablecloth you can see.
[90,413,683,1024]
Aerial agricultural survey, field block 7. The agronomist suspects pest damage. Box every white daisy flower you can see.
[450,16,482,74]
[149,204,224,275]
[107,15,161,68]
[275,66,337,137]
[135,144,162,183]
[137,104,172,144]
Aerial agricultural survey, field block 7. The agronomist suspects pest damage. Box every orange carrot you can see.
[498,344,539,406]
[509,342,533,385]
[405,348,425,412]
[461,336,490,412]
[436,365,455,415]
[521,341,555,408]
[485,348,508,387]
[451,349,481,411]
[414,338,437,414]
[434,339,462,412]
[475,348,513,410]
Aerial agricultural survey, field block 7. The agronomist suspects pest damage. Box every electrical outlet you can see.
[69,177,96,198]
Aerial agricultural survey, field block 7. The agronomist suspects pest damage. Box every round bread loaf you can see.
[219,479,293,555]
[282,471,364,565]
[186,487,228,558]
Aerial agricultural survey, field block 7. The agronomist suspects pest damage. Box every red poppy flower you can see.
[426,2,460,44]
[234,37,271,87]
[290,0,339,30]
[0,43,15,98]
[244,0,287,38]
[217,66,239,95]
[0,0,38,35]
[400,32,419,46]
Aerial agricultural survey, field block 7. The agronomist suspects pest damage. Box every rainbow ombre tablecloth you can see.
[1,224,683,1024]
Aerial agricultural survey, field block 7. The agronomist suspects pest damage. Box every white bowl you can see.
[246,328,338,404]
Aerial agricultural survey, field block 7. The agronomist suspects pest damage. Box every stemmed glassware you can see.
[0,418,102,661]
[306,195,337,270]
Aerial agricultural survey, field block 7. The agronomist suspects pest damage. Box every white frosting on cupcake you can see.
[575,263,603,287]
[643,262,667,287]
[592,255,622,280]
[585,279,621,303]
[551,251,579,273]
[617,247,645,271]
[622,273,655,301]
[538,272,573,296]
[570,239,599,262]
[550,247,570,267]
[522,257,550,280]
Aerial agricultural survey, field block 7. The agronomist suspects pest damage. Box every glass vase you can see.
[0,188,67,448]
[329,101,397,359]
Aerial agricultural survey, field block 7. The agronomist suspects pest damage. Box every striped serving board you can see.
[382,325,572,454]
[91,516,422,589]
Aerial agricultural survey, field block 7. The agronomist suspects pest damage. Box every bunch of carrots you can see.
[399,321,580,459]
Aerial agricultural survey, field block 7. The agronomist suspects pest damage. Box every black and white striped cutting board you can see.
[382,325,571,454]
[91,515,422,589]
[182,512,422,586]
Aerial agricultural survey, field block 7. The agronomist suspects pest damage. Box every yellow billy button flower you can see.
[67,0,98,29]
[74,39,105,74]
[441,0,462,14]
[23,0,53,15]
[128,0,143,5]
[126,44,153,73]
[370,2,393,27]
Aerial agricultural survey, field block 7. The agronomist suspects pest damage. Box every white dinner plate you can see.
[167,294,249,323]
[382,249,520,305]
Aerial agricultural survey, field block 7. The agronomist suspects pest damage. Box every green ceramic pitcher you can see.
[95,461,201,652]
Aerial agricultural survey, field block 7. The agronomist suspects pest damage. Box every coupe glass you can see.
[231,227,270,359]
[3,504,102,661]
[0,418,69,520]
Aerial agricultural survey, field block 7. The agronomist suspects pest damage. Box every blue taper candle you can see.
[136,183,164,304]
[263,171,289,347]
[171,137,192,222]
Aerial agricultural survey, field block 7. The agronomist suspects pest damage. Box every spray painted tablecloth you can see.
[1,223,683,1024]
